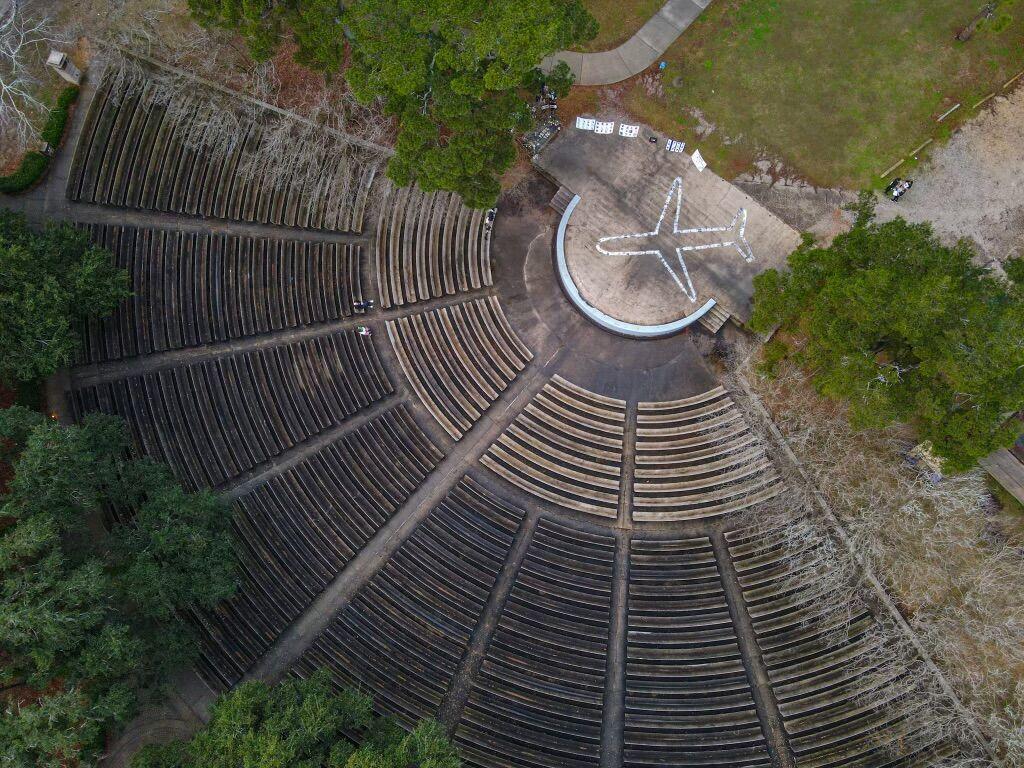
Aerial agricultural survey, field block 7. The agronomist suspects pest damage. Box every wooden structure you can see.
[981,438,1024,505]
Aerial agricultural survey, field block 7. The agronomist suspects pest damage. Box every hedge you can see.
[41,85,80,145]
[0,152,50,194]
[0,85,80,195]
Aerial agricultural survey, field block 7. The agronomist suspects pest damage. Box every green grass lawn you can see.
[623,0,1024,186]
[576,0,665,51]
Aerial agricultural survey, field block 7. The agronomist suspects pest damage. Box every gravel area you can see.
[732,86,1024,265]
[875,86,1024,267]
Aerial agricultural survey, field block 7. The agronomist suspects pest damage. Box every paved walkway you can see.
[543,0,713,86]
[243,343,569,682]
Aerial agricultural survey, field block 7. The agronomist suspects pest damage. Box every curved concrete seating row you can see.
[456,517,615,768]
[293,477,524,724]
[633,388,781,521]
[388,297,533,439]
[626,535,772,767]
[481,376,626,517]
[375,186,492,308]
[194,404,442,688]
[69,331,392,490]
[68,76,377,232]
[78,224,364,363]
[59,74,959,764]
[725,526,955,767]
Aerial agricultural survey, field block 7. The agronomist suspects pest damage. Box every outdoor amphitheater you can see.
[26,60,980,768]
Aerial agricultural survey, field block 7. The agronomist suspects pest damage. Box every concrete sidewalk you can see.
[543,0,713,86]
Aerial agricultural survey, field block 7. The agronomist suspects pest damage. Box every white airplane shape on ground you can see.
[595,176,754,302]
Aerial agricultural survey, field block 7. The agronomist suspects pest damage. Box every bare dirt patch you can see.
[876,85,1024,266]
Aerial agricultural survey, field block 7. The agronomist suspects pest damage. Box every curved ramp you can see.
[543,0,713,86]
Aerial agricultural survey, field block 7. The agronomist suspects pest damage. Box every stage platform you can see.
[536,125,801,335]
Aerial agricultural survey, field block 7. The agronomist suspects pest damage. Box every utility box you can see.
[46,50,81,85]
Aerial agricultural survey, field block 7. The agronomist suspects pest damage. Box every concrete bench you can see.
[458,517,613,768]
[78,225,364,364]
[192,404,442,689]
[292,477,523,725]
[388,297,531,440]
[482,378,624,516]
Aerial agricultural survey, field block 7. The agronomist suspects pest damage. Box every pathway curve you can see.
[543,0,713,86]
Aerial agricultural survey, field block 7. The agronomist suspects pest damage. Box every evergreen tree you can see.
[185,0,597,207]
[133,671,461,768]
[0,408,238,767]
[0,210,130,383]
[751,195,1024,471]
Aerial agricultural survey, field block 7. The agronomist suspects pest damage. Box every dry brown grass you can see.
[555,85,601,125]
[499,144,534,192]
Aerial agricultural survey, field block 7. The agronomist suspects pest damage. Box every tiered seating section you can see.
[78,224,363,363]
[457,518,615,768]
[626,536,770,768]
[376,185,492,307]
[634,388,781,521]
[70,331,392,490]
[726,525,951,767]
[293,478,524,724]
[60,76,958,765]
[387,297,533,439]
[196,404,442,688]
[481,377,625,517]
[67,77,377,232]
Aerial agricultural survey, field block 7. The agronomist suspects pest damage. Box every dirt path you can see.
[876,87,1024,266]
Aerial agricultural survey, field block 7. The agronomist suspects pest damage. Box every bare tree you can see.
[730,489,992,763]
[729,343,1024,765]
[0,0,63,150]
[93,50,392,230]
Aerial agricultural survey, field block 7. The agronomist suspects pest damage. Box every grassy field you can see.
[622,0,1024,187]
[576,0,665,51]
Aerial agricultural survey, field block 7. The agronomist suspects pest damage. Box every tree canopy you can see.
[186,0,596,207]
[0,210,130,383]
[750,196,1024,472]
[0,408,237,768]
[132,670,461,768]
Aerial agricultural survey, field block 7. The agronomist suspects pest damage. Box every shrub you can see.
[756,338,789,378]
[0,152,50,194]
[0,86,79,195]
[40,85,80,146]
[56,85,79,110]
[987,13,1013,33]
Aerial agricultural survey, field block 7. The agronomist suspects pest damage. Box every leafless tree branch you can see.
[0,1,65,150]
[725,339,1024,765]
